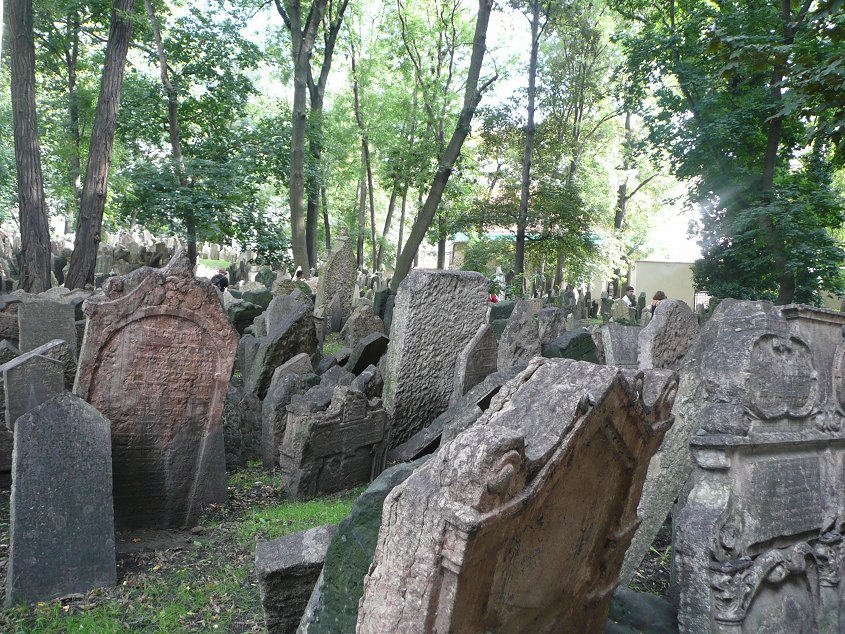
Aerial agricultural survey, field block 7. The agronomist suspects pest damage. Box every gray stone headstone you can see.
[3,345,64,430]
[314,237,357,333]
[382,269,488,448]
[541,330,598,363]
[256,524,336,634]
[6,393,116,606]
[601,323,641,368]
[638,298,700,371]
[451,323,498,405]
[18,300,77,360]
[497,299,541,370]
[671,302,845,632]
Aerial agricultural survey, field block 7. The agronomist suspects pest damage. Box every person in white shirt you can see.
[622,285,636,308]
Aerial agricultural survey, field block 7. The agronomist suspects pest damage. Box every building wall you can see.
[630,260,696,307]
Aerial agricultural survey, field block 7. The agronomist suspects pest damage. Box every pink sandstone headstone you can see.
[75,249,238,529]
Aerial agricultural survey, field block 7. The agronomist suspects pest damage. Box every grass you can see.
[0,461,360,633]
[197,258,231,271]
[322,332,345,357]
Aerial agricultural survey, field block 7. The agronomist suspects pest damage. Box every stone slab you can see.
[6,394,116,606]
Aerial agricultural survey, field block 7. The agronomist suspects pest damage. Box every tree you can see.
[390,0,496,291]
[612,0,845,304]
[65,0,136,288]
[275,0,328,276]
[7,0,52,291]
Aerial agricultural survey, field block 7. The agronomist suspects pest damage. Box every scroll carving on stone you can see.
[674,302,845,633]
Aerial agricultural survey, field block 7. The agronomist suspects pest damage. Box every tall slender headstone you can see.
[6,394,115,606]
[382,269,488,448]
[450,323,498,405]
[74,249,238,529]
[314,237,356,333]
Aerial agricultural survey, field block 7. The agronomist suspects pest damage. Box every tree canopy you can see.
[2,0,843,301]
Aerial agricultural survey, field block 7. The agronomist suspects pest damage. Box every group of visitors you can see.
[622,286,666,315]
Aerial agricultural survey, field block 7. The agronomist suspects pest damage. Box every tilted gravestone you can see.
[638,298,700,371]
[279,384,391,500]
[358,358,677,633]
[314,236,356,333]
[497,299,541,371]
[6,393,115,606]
[260,353,313,469]
[340,304,384,350]
[450,323,498,405]
[256,524,336,634]
[673,302,845,633]
[382,269,488,448]
[541,330,599,363]
[74,249,238,529]
[17,299,77,360]
[601,322,641,368]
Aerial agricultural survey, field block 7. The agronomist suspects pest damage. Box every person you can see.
[488,281,500,303]
[210,268,228,292]
[650,290,667,314]
[293,269,311,295]
[622,285,636,308]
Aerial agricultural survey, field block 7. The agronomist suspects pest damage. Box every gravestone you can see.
[673,302,845,633]
[382,269,488,448]
[611,297,631,321]
[18,300,77,360]
[600,294,612,321]
[640,309,652,328]
[260,353,313,469]
[243,299,319,400]
[346,332,389,376]
[638,298,700,371]
[450,323,498,405]
[74,249,238,529]
[3,340,66,429]
[339,304,384,350]
[298,460,424,633]
[357,358,677,633]
[5,393,115,606]
[264,289,312,335]
[279,384,391,499]
[497,299,541,370]
[637,291,646,321]
[256,524,336,634]
[601,322,641,368]
[314,237,356,333]
[536,307,563,344]
[0,295,22,342]
[541,330,599,363]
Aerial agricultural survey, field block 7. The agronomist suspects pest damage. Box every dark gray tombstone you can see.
[346,333,389,376]
[18,300,78,359]
[3,343,65,430]
[541,330,599,363]
[6,393,116,606]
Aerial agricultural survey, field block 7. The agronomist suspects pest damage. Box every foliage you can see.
[460,235,514,277]
[612,0,845,304]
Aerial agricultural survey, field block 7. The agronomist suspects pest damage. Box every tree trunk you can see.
[65,0,135,289]
[144,0,195,263]
[390,0,495,292]
[276,0,328,278]
[321,186,331,251]
[396,184,408,270]
[304,0,349,269]
[761,0,796,304]
[356,162,366,267]
[8,0,51,292]
[350,45,377,273]
[66,10,82,231]
[376,178,399,272]
[515,0,540,277]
